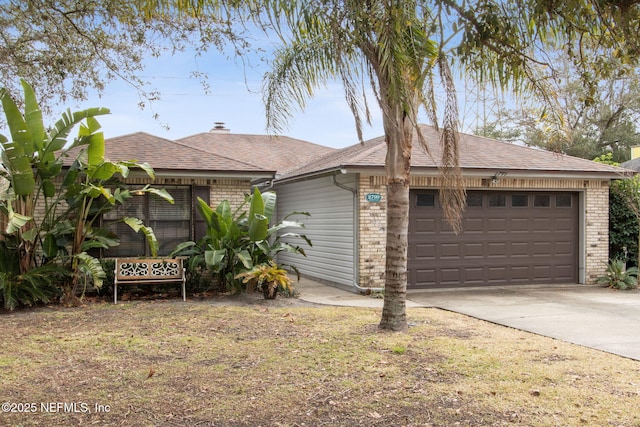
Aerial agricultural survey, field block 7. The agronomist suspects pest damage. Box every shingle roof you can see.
[279,124,627,180]
[64,132,274,175]
[621,157,640,172]
[177,132,335,175]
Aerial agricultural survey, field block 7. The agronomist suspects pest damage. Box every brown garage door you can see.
[408,190,578,288]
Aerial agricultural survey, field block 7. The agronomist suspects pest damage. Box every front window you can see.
[103,185,208,257]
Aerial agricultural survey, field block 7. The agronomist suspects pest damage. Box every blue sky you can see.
[74,43,495,149]
[75,47,384,149]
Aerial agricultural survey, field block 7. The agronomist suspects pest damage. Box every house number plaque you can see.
[365,193,382,203]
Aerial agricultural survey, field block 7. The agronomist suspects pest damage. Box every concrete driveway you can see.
[297,279,640,361]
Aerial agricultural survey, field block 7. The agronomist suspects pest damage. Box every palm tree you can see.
[262,1,465,331]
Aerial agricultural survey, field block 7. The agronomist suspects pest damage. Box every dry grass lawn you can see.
[0,294,639,426]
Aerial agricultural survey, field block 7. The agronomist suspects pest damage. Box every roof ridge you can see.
[178,132,335,149]
[107,131,176,143]
[171,139,266,170]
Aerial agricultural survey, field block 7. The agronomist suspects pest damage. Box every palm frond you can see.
[437,54,465,233]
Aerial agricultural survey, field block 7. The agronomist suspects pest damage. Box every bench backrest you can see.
[115,258,184,281]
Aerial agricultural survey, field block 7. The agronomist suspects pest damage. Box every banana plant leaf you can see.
[234,248,253,269]
[123,217,159,257]
[1,140,35,196]
[5,204,31,234]
[74,252,106,289]
[50,107,110,153]
[204,249,226,272]
[22,80,45,152]
[137,185,174,203]
[0,87,33,156]
[42,233,59,259]
[262,191,277,222]
[248,187,268,241]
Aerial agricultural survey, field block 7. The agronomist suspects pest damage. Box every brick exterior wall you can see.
[124,177,251,210]
[584,183,610,284]
[358,175,387,287]
[357,175,611,288]
[207,179,252,210]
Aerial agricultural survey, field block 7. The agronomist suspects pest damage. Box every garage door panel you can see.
[416,218,436,233]
[510,242,529,257]
[464,218,484,233]
[532,217,552,231]
[414,243,436,260]
[511,266,530,281]
[554,264,574,280]
[439,220,457,234]
[441,243,461,259]
[533,241,552,256]
[409,190,578,288]
[532,265,552,280]
[488,242,507,257]
[488,267,508,282]
[415,268,436,285]
[464,243,484,258]
[464,268,484,283]
[441,269,461,284]
[555,241,573,256]
[510,218,530,232]
[488,218,506,232]
[556,218,573,232]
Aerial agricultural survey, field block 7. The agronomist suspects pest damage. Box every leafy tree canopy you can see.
[473,54,640,162]
[0,0,249,113]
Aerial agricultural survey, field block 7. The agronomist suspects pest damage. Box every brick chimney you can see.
[210,122,230,133]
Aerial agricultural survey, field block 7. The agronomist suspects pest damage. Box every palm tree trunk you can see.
[379,115,413,332]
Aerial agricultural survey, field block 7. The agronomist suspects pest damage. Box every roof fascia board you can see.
[444,168,630,180]
[132,170,276,180]
[277,166,628,184]
[273,168,347,185]
[406,167,628,180]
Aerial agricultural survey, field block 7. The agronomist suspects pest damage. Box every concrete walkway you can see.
[296,278,640,361]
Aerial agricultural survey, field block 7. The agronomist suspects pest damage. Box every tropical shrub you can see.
[192,195,254,293]
[235,261,294,299]
[0,79,172,307]
[97,258,116,297]
[171,187,310,294]
[248,191,311,278]
[167,246,219,294]
[0,238,66,310]
[596,259,638,290]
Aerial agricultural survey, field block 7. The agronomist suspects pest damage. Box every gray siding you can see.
[276,174,356,287]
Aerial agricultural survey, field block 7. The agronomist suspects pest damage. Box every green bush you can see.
[0,240,65,310]
[183,254,221,294]
[609,189,639,268]
[96,258,115,297]
[171,188,310,294]
[596,259,638,290]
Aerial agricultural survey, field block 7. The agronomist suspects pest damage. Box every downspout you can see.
[332,171,385,293]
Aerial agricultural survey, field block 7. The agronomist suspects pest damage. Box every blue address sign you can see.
[365,193,382,203]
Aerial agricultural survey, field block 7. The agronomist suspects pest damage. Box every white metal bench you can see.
[113,258,186,303]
